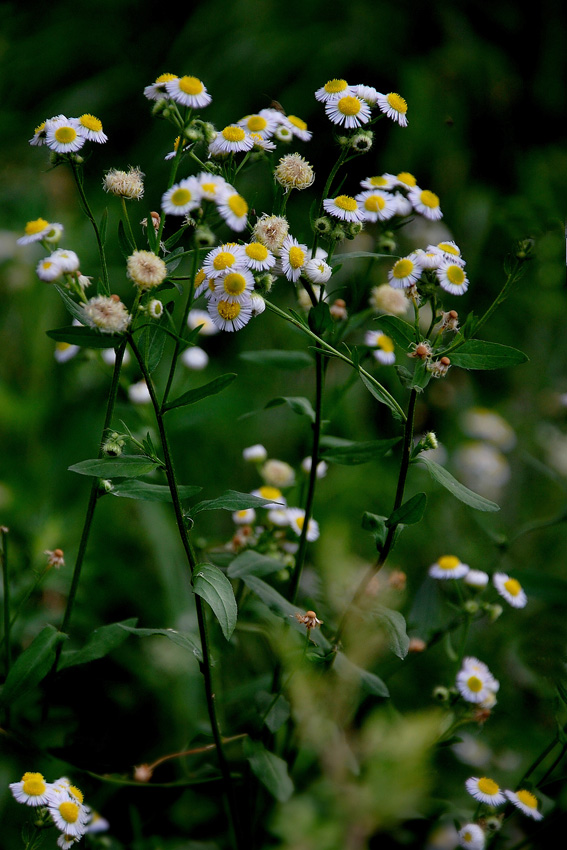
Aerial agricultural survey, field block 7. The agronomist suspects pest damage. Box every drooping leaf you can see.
[413,456,500,512]
[193,564,238,641]
[164,373,237,412]
[109,480,201,502]
[227,551,285,579]
[264,396,316,421]
[47,325,123,349]
[386,492,427,526]
[334,652,390,697]
[0,625,68,706]
[359,371,404,421]
[118,624,203,661]
[320,436,401,465]
[367,606,410,659]
[59,618,138,670]
[308,300,333,335]
[239,349,313,370]
[69,455,161,478]
[446,340,529,370]
[244,739,294,802]
[191,490,283,515]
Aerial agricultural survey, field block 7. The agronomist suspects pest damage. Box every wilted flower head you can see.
[127,250,167,289]
[45,548,65,568]
[103,167,145,199]
[81,295,131,334]
[294,610,323,629]
[274,153,315,191]
[261,459,295,488]
[369,284,408,316]
[252,214,289,254]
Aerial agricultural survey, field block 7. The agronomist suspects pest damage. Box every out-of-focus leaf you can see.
[264,396,316,421]
[164,373,237,412]
[256,691,291,733]
[334,652,390,697]
[375,315,417,349]
[118,625,203,662]
[109,480,201,502]
[59,618,138,670]
[362,512,388,548]
[239,350,313,370]
[359,371,404,421]
[191,490,283,515]
[320,436,401,465]
[244,739,294,802]
[367,606,410,659]
[308,300,333,334]
[386,492,427,526]
[69,456,161,478]
[227,551,284,579]
[47,325,122,349]
[413,456,500,512]
[0,625,67,707]
[193,564,237,641]
[447,340,529,370]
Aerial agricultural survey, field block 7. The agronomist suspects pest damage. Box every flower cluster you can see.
[315,78,408,128]
[389,240,470,297]
[9,772,108,847]
[30,114,107,153]
[428,554,528,608]
[456,656,499,708]
[458,777,543,848]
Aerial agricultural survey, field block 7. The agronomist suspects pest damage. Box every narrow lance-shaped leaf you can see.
[118,624,203,662]
[69,456,162,478]
[264,396,316,421]
[191,490,283,516]
[164,373,237,412]
[59,618,138,670]
[239,349,313,370]
[386,492,427,527]
[109,480,201,502]
[444,339,529,370]
[193,564,238,641]
[320,436,401,465]
[47,325,123,349]
[0,625,68,707]
[413,455,500,512]
[244,739,294,802]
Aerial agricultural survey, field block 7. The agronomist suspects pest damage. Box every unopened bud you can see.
[329,298,348,320]
[433,686,450,702]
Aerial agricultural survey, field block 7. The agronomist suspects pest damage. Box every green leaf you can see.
[227,551,285,579]
[320,436,401,465]
[239,349,313,370]
[375,315,417,349]
[386,492,427,526]
[137,312,168,374]
[361,512,388,548]
[308,300,333,334]
[446,340,529,370]
[256,691,291,733]
[54,285,89,325]
[368,606,410,659]
[164,373,237,412]
[99,208,108,245]
[334,652,390,697]
[244,739,294,802]
[409,359,433,392]
[118,624,203,661]
[193,564,238,641]
[359,371,404,421]
[191,490,283,515]
[413,456,500,512]
[109,480,201,502]
[59,618,138,670]
[0,625,68,706]
[264,396,316,421]
[164,246,185,273]
[47,325,123,349]
[69,455,161,478]
[117,218,135,256]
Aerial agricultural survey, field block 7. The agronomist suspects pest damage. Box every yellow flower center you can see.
[420,189,440,209]
[467,675,483,693]
[34,121,46,134]
[397,171,417,187]
[246,242,268,261]
[223,273,247,296]
[22,773,46,796]
[289,246,305,268]
[295,516,305,530]
[369,175,388,187]
[325,79,348,93]
[213,252,236,270]
[438,242,459,255]
[56,342,72,352]
[79,114,102,131]
[194,269,206,286]
[247,115,267,132]
[55,126,77,144]
[364,195,386,212]
[504,578,521,596]
[170,188,192,207]
[516,789,537,809]
[179,75,204,95]
[156,73,177,83]
[222,126,246,143]
[386,92,408,114]
[69,785,84,803]
[59,802,80,823]
[288,115,307,130]
[228,195,248,217]
[258,486,281,500]
[438,555,460,570]
[392,258,414,279]
[338,96,361,116]
[378,334,394,353]
[201,181,216,194]
[25,218,49,235]
[334,195,358,212]
[478,777,500,795]
[217,300,241,321]
[446,265,465,286]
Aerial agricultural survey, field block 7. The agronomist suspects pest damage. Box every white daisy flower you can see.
[388,254,423,289]
[164,135,189,161]
[458,823,485,850]
[187,308,218,335]
[392,171,418,189]
[86,812,110,833]
[505,789,543,820]
[301,457,328,478]
[45,116,86,153]
[36,256,64,282]
[437,262,469,296]
[461,408,516,450]
[428,240,466,266]
[128,380,151,404]
[376,92,408,126]
[261,459,295,488]
[57,834,80,849]
[456,657,499,704]
[209,125,254,156]
[391,192,413,216]
[54,341,80,363]
[465,776,506,806]
[143,73,178,101]
[408,186,443,220]
[248,132,277,151]
[325,95,371,128]
[196,172,231,201]
[464,569,489,588]
[315,79,353,102]
[250,292,266,316]
[203,244,247,278]
[217,192,249,232]
[29,120,48,146]
[413,248,443,270]
[267,508,290,526]
[274,124,293,142]
[280,235,308,282]
[323,194,365,222]
[181,346,209,370]
[10,772,53,806]
[214,269,255,303]
[237,110,279,138]
[243,241,276,271]
[352,84,380,105]
[50,248,80,273]
[48,795,90,839]
[243,444,267,462]
[285,115,312,141]
[492,572,527,608]
[77,114,107,143]
[101,347,131,366]
[161,177,202,216]
[365,330,396,365]
[232,508,256,525]
[286,507,320,541]
[207,295,253,332]
[251,485,286,509]
[360,174,397,191]
[17,217,58,245]
[193,268,215,299]
[428,554,470,580]
[355,189,398,222]
[304,257,332,284]
[164,75,212,108]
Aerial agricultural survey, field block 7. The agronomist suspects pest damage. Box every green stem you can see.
[332,389,417,648]
[69,159,110,294]
[161,238,199,409]
[1,527,11,716]
[128,335,244,850]
[121,196,137,249]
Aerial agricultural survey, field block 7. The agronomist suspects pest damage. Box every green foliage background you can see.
[0,1,565,847]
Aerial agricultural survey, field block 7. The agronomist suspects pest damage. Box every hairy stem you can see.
[69,159,110,294]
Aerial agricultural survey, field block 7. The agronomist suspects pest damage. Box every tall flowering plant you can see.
[3,72,557,850]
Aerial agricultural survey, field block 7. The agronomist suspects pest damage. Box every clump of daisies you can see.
[30,113,108,154]
[9,771,109,846]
